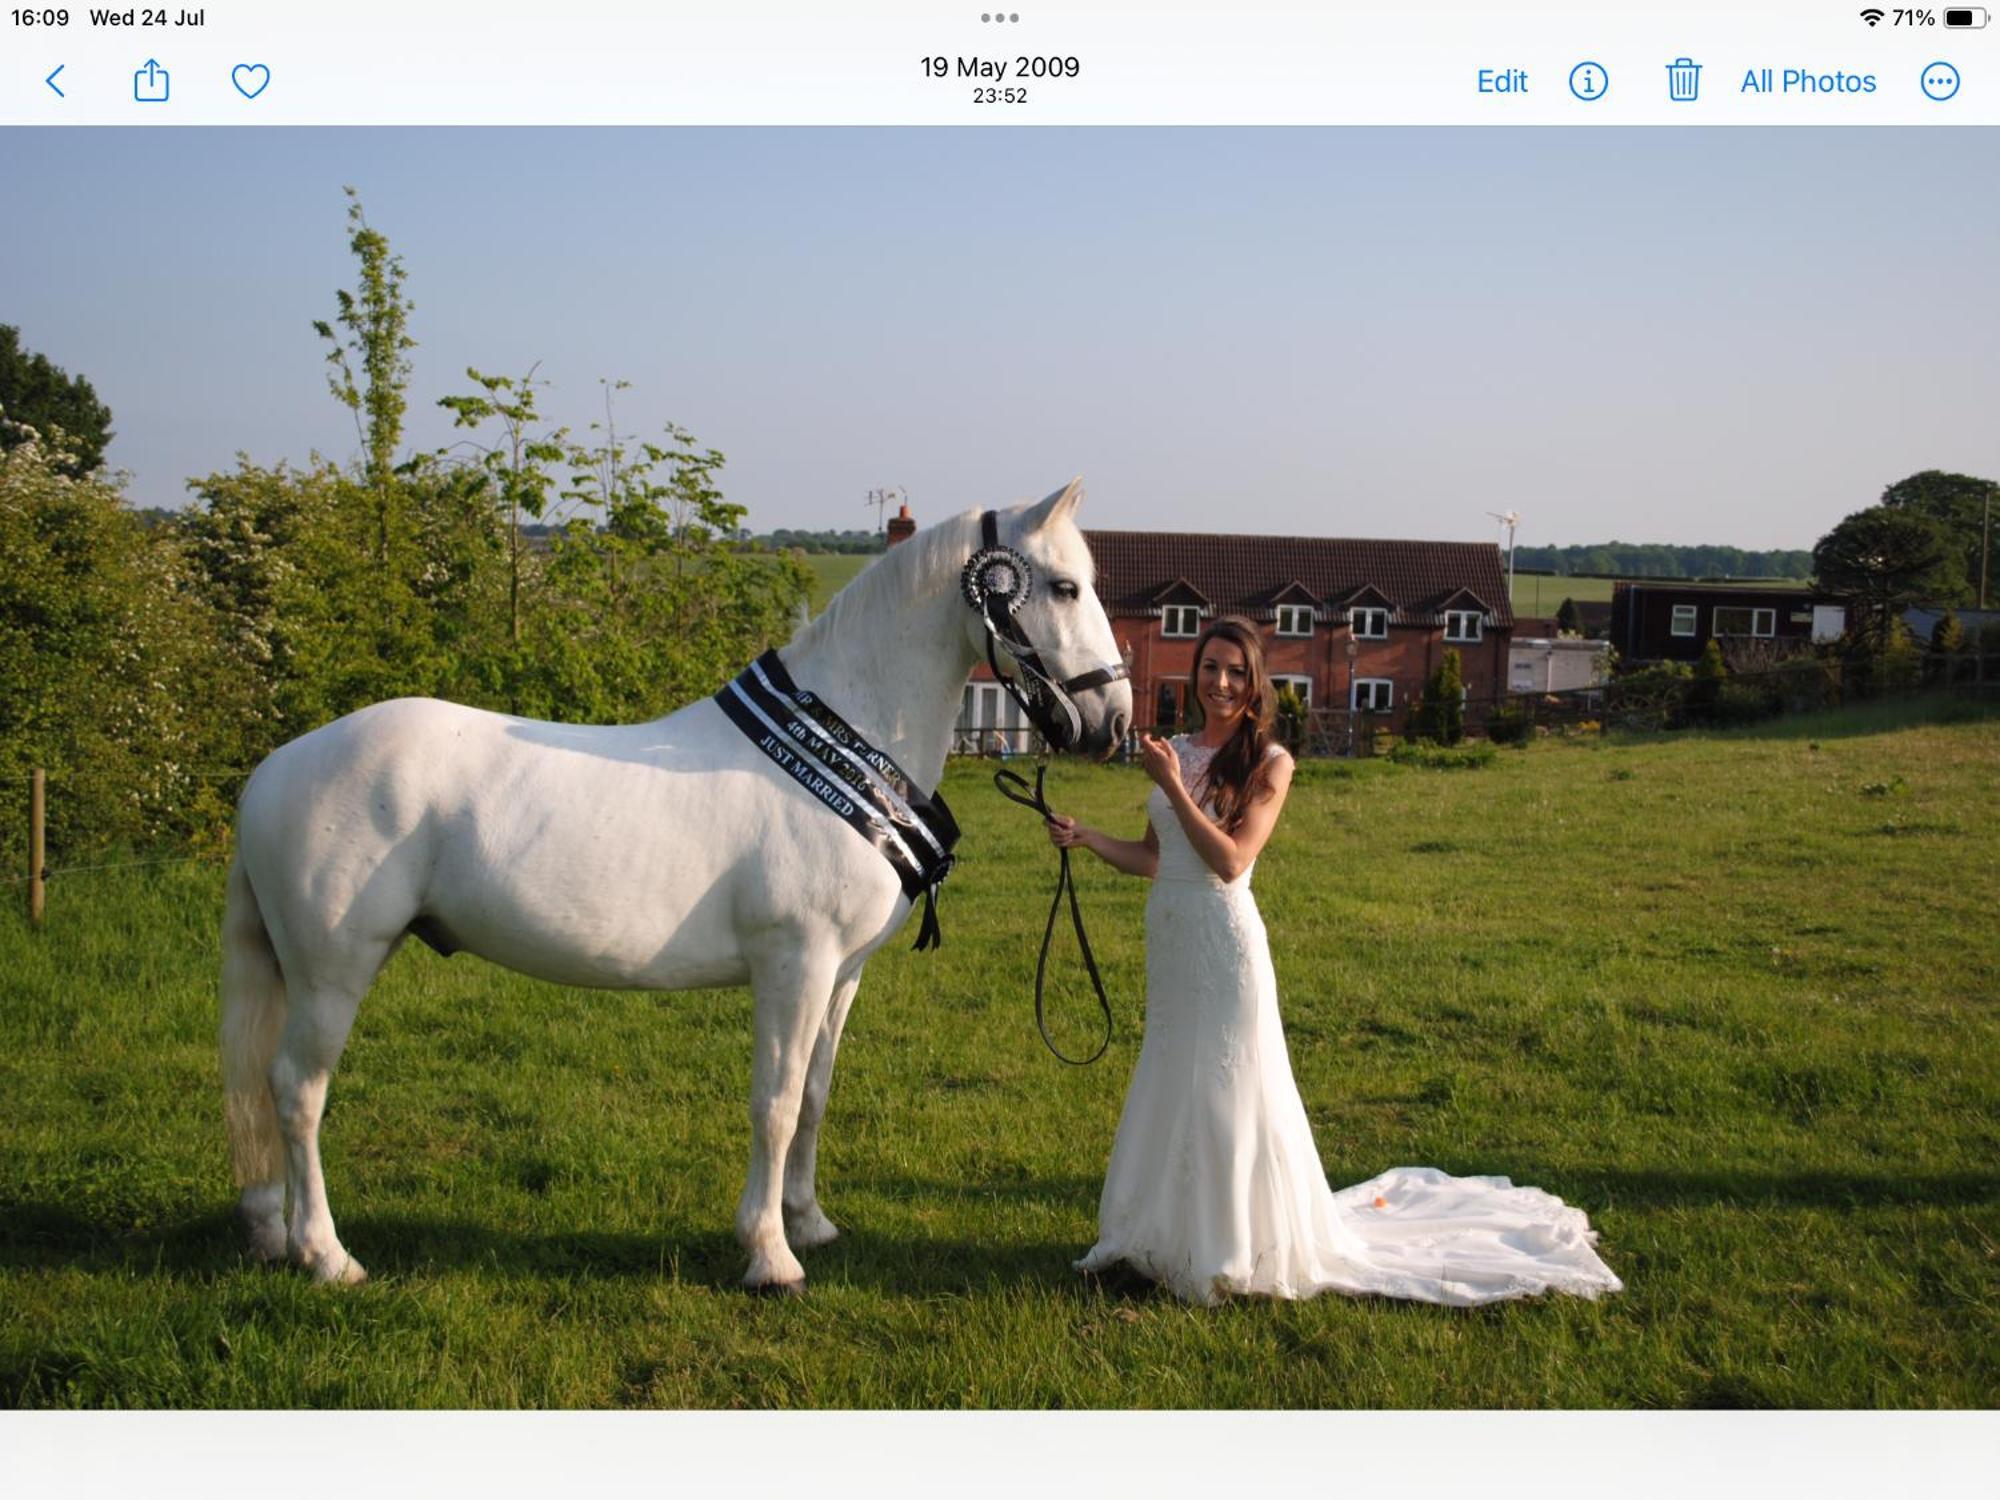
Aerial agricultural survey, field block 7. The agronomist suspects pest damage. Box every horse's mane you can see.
[789,507,983,652]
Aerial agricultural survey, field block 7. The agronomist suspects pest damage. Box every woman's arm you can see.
[1157,747,1295,882]
[1047,815,1159,879]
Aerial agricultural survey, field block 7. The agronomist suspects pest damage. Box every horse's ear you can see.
[1023,477,1085,531]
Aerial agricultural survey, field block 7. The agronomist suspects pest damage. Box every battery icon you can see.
[1944,7,1988,25]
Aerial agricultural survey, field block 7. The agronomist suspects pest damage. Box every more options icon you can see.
[1920,61,1960,100]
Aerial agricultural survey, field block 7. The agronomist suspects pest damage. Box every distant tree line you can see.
[1513,543,1813,578]
[0,189,809,863]
[749,528,886,555]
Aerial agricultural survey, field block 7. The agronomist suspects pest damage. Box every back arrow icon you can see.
[46,64,65,98]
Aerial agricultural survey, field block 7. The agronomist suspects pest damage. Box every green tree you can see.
[1878,617,1922,693]
[313,187,415,497]
[439,365,569,651]
[300,189,439,713]
[0,325,114,477]
[534,404,808,720]
[1555,596,1582,636]
[1812,507,1966,647]
[1880,470,1999,609]
[1273,683,1307,753]
[1688,638,1728,723]
[1410,648,1465,745]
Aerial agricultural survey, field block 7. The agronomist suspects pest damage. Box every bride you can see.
[1047,616,1623,1306]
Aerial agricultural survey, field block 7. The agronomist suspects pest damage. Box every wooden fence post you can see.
[29,768,46,927]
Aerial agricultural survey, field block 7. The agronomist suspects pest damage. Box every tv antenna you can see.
[866,485,906,535]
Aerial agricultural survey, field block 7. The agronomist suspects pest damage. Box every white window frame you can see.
[1671,604,1698,638]
[1275,604,1314,638]
[1712,605,1776,638]
[957,681,1032,752]
[1272,673,1313,707]
[1162,604,1202,638]
[1351,677,1394,712]
[1350,606,1389,640]
[1444,609,1483,643]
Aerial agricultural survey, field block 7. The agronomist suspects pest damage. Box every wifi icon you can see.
[1861,7,1885,22]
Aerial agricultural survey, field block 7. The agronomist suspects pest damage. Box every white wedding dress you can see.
[1076,737,1623,1306]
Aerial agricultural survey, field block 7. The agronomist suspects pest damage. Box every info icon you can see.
[1569,61,1609,101]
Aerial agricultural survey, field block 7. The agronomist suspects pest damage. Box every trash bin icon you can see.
[1667,57,1700,102]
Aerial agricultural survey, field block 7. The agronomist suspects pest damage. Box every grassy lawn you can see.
[800,553,875,613]
[1,694,1994,1408]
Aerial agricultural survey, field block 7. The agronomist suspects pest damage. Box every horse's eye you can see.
[1052,579,1080,601]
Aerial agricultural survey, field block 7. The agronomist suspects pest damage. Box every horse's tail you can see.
[220,852,286,1188]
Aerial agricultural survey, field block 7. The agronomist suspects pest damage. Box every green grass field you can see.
[3,695,1995,1408]
[801,553,875,613]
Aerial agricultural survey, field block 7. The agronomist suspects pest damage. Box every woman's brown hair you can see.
[1185,615,1282,832]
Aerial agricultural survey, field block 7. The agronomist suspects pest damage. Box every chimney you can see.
[885,502,916,547]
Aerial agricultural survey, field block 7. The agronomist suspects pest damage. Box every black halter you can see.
[962,510,1128,1064]
[961,510,1129,752]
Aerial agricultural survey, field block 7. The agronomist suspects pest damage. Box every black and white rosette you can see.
[963,510,1128,753]
[716,650,960,951]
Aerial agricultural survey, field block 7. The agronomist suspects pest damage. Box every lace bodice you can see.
[1148,734,1281,887]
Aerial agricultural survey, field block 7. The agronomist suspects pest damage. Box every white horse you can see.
[220,481,1131,1292]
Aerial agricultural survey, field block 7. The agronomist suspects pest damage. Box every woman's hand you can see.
[1137,733,1182,793]
[1046,813,1089,851]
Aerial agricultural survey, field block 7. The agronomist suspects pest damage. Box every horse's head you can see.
[963,479,1133,761]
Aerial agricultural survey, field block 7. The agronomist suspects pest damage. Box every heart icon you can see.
[232,63,270,99]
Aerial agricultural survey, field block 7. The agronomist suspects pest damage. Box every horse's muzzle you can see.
[1074,704,1131,762]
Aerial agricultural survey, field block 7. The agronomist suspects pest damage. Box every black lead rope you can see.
[992,763,1114,1066]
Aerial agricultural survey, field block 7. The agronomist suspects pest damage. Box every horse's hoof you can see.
[307,1252,369,1287]
[241,1223,287,1265]
[747,1277,805,1299]
[785,1207,841,1249]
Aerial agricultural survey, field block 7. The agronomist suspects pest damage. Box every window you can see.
[1162,604,1201,637]
[1272,674,1312,707]
[1351,678,1393,712]
[1671,604,1698,638]
[956,682,1030,753]
[1713,606,1775,637]
[1275,604,1314,637]
[1444,609,1483,643]
[1350,607,1388,639]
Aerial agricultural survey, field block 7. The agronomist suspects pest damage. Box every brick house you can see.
[951,529,1511,749]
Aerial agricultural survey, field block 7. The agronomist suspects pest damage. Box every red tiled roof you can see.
[1083,530,1515,629]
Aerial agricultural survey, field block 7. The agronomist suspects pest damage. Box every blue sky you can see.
[5,127,1995,549]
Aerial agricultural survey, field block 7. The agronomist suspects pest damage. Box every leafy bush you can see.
[1711,679,1777,727]
[1388,740,1496,770]
[1770,651,1840,713]
[1485,700,1533,746]
[1686,639,1729,724]
[0,432,249,861]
